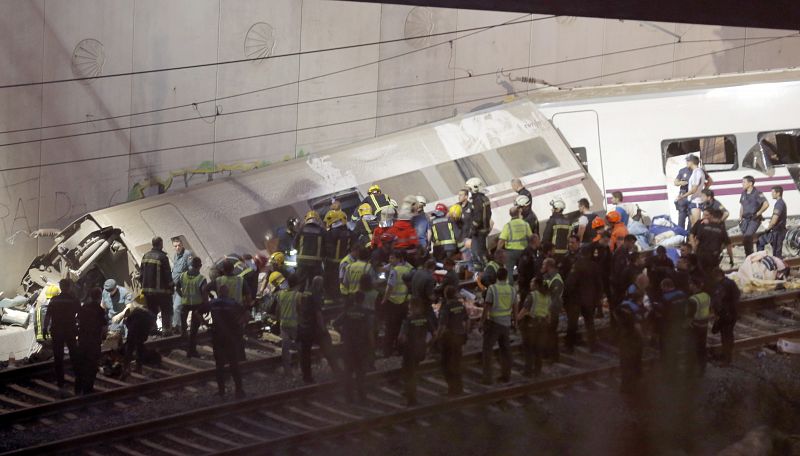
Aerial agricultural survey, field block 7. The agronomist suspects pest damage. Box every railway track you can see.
[4,291,799,456]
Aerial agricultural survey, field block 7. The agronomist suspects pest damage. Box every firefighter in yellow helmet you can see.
[358,184,393,221]
[323,208,351,303]
[294,210,326,289]
[352,202,378,249]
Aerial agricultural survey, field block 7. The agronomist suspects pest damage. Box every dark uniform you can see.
[564,257,602,351]
[124,306,156,374]
[430,216,459,261]
[76,299,107,394]
[691,221,729,274]
[44,291,81,388]
[516,245,543,305]
[410,268,436,315]
[323,224,351,302]
[739,188,768,256]
[659,289,689,376]
[470,191,492,270]
[438,298,467,395]
[400,311,435,405]
[201,296,245,397]
[542,213,571,256]
[675,166,692,231]
[520,289,550,375]
[352,216,378,249]
[615,298,644,393]
[297,292,340,383]
[543,272,564,361]
[360,192,393,219]
[521,207,539,236]
[295,221,326,289]
[384,261,414,356]
[334,299,371,402]
[712,276,740,365]
[176,268,207,356]
[482,281,515,383]
[140,247,174,331]
[687,291,711,377]
[758,198,787,258]
[590,241,613,309]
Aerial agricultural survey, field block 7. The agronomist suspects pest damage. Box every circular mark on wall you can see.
[404,7,435,49]
[245,22,276,63]
[72,39,106,82]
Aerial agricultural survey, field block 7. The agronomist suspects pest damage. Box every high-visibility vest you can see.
[690,292,711,324]
[297,229,323,262]
[180,271,205,306]
[531,290,550,318]
[344,261,372,295]
[503,218,532,250]
[551,222,571,255]
[339,254,356,294]
[369,193,392,215]
[277,289,299,329]
[35,301,48,342]
[388,262,414,304]
[216,275,244,304]
[488,282,513,320]
[432,219,456,247]
[544,273,564,303]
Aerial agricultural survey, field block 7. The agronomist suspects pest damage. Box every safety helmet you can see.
[465,177,485,193]
[305,210,320,223]
[606,210,621,223]
[447,204,463,220]
[368,184,381,194]
[388,198,398,208]
[550,199,566,211]
[434,203,448,215]
[44,284,60,299]
[134,292,147,306]
[416,195,427,206]
[268,271,285,287]
[515,195,531,207]
[270,251,285,266]
[254,254,268,270]
[381,206,396,221]
[324,209,347,228]
[357,203,372,217]
[591,217,606,229]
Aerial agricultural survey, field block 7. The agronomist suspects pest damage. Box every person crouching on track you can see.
[176,256,207,357]
[76,287,108,395]
[615,290,645,394]
[399,297,436,406]
[334,290,371,403]
[202,285,245,398]
[482,267,516,384]
[437,286,468,396]
[518,276,550,377]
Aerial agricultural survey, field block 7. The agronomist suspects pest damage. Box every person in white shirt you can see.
[675,155,705,227]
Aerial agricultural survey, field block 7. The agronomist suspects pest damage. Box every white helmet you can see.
[514,195,530,207]
[380,206,396,221]
[550,199,566,211]
[416,195,427,206]
[465,177,484,193]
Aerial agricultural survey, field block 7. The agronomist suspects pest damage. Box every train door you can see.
[550,111,605,205]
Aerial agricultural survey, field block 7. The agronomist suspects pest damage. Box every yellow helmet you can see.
[305,210,320,223]
[324,209,347,227]
[270,251,285,266]
[447,204,463,220]
[268,271,285,286]
[368,184,381,194]
[44,284,61,299]
[358,203,373,217]
[134,292,147,306]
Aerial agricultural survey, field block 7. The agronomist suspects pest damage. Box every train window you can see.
[497,137,560,176]
[240,205,303,250]
[662,135,737,171]
[756,130,800,166]
[375,171,437,203]
[571,147,588,171]
[436,154,500,194]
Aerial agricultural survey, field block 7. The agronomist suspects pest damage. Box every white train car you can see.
[533,68,800,224]
[20,99,603,295]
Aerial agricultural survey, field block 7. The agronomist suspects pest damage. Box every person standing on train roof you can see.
[140,236,174,335]
[674,155,706,228]
[466,177,492,272]
[739,175,770,257]
[294,211,326,290]
[674,156,694,231]
[542,199,570,257]
[757,186,788,258]
[412,195,431,251]
[170,237,193,336]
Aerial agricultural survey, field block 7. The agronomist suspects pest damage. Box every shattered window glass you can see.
[662,135,737,171]
[757,130,800,166]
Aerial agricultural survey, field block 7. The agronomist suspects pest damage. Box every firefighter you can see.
[515,194,539,236]
[352,203,378,249]
[43,279,81,390]
[269,251,293,279]
[466,177,492,271]
[75,287,107,395]
[323,208,351,304]
[358,184,394,220]
[430,203,458,261]
[176,256,207,357]
[294,211,326,290]
[35,284,60,345]
[542,199,571,257]
[382,250,414,356]
[140,236,174,334]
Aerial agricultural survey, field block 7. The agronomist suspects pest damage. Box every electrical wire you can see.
[0,32,796,175]
[0,13,543,135]
[3,34,796,149]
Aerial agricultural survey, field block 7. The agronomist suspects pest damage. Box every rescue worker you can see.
[101,279,132,337]
[687,278,711,377]
[757,186,787,258]
[352,203,378,249]
[438,285,467,395]
[517,276,550,376]
[202,285,245,398]
[295,211,326,289]
[448,201,468,248]
[170,237,193,334]
[590,217,607,243]
[359,274,380,370]
[35,284,60,345]
[298,276,341,383]
[43,278,81,389]
[559,235,581,282]
[565,249,602,353]
[699,189,729,222]
[542,258,564,362]
[645,246,675,304]
[371,206,396,249]
[269,251,293,279]
[673,156,693,231]
[342,247,376,298]
[276,217,299,254]
[575,198,598,245]
[212,259,250,360]
[387,196,420,257]
[76,287,107,395]
[542,199,570,257]
[430,203,459,261]
[477,250,503,291]
[275,274,301,373]
[739,175,769,257]
[237,254,259,309]
[410,259,437,317]
[338,244,360,298]
[323,208,351,303]
[382,250,413,356]
[467,177,492,271]
[511,178,532,210]
[358,184,393,221]
[334,290,371,403]
[690,208,733,273]
[497,205,533,278]
[176,256,207,357]
[611,235,638,310]
[516,234,543,306]
[140,236,174,334]
[482,268,515,384]
[399,297,435,406]
[591,231,613,316]
[606,211,628,252]
[615,290,645,393]
[514,194,539,236]
[456,188,473,242]
[710,267,739,366]
[122,294,156,378]
[412,195,431,250]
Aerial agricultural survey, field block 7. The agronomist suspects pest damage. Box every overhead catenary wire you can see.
[1,32,796,175]
[3,33,797,149]
[0,13,545,135]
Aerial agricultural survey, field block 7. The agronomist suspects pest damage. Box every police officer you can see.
[43,278,81,389]
[673,156,693,231]
[295,211,326,289]
[517,276,550,376]
[699,189,729,222]
[687,278,711,377]
[333,290,371,403]
[542,199,571,256]
[430,203,458,261]
[482,268,515,384]
[615,290,645,393]
[565,249,602,353]
[690,208,733,273]
[757,186,788,258]
[382,250,413,356]
[201,285,245,398]
[410,259,437,318]
[542,258,564,362]
[399,297,435,405]
[176,256,207,357]
[497,206,533,278]
[739,175,769,257]
[466,177,492,270]
[140,237,174,334]
[170,237,193,335]
[76,287,107,395]
[438,285,467,395]
[323,208,351,303]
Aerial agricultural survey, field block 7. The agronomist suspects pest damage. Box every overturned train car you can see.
[20,99,604,296]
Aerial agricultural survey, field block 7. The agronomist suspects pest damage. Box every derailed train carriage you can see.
[19,99,604,297]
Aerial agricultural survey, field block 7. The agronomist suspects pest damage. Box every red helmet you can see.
[591,217,606,229]
[434,203,448,215]
[606,210,621,224]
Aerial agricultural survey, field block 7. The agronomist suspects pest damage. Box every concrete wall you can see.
[1,0,799,294]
